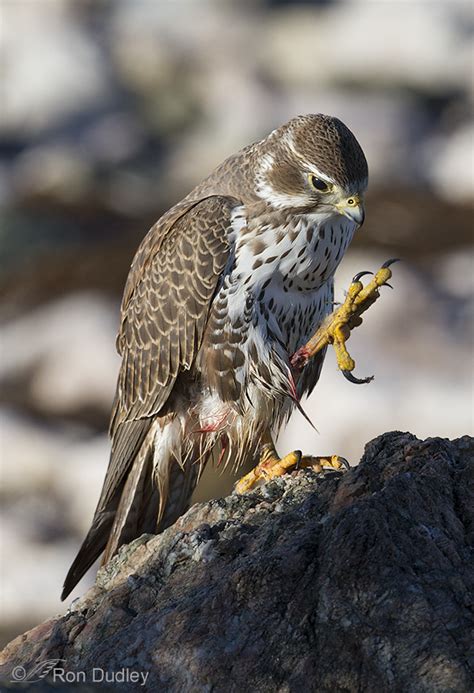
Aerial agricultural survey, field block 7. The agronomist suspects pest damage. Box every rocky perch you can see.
[1,432,473,692]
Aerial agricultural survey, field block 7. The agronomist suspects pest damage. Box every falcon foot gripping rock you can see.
[234,443,349,494]
[234,432,350,493]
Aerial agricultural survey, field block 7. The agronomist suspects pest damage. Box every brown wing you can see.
[108,195,237,498]
[61,195,237,600]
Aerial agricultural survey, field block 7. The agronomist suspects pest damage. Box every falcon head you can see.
[256,114,368,225]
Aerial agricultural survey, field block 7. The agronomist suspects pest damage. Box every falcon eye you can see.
[309,175,331,193]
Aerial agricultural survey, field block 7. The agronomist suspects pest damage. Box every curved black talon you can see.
[381,258,400,268]
[382,282,393,289]
[352,270,373,282]
[293,450,303,471]
[339,456,351,470]
[342,370,374,385]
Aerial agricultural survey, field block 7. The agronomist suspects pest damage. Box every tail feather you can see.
[157,457,204,531]
[61,418,203,601]
[61,511,115,601]
[101,443,156,566]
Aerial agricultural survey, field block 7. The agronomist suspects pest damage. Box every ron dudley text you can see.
[53,667,149,686]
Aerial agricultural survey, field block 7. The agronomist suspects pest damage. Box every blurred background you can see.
[1,0,473,647]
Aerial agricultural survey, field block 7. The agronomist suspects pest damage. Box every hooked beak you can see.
[336,195,365,226]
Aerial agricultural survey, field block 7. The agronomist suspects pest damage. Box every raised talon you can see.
[342,369,374,385]
[381,258,400,268]
[352,270,373,282]
[290,259,398,382]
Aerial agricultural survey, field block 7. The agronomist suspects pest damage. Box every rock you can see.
[1,432,472,692]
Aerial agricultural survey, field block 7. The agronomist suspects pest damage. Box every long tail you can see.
[61,417,202,601]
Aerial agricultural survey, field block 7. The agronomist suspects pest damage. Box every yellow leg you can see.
[234,433,349,494]
[291,259,398,384]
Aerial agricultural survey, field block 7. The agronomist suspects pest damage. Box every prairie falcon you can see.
[62,114,369,599]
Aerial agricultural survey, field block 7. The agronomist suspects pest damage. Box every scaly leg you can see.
[234,431,348,494]
[291,259,398,384]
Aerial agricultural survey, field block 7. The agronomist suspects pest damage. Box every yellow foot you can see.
[299,454,350,474]
[290,259,398,384]
[234,446,349,494]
